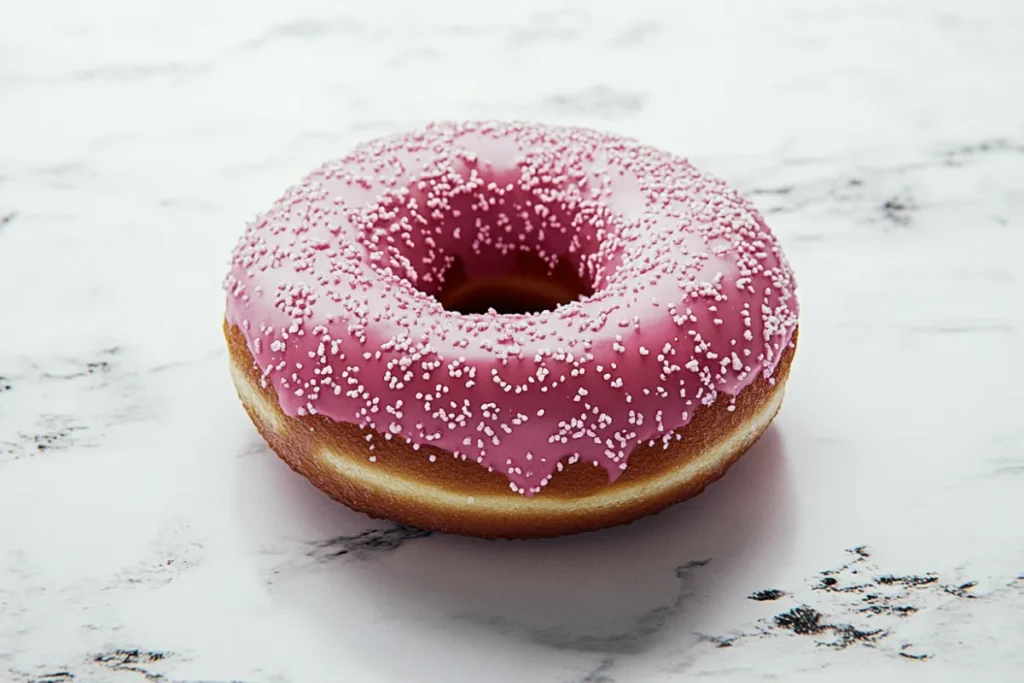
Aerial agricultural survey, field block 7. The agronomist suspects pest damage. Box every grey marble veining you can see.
[1,0,1023,681]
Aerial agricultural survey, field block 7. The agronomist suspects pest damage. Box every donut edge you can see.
[225,320,797,539]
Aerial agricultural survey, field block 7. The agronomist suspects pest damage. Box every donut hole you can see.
[435,252,592,315]
[361,162,619,316]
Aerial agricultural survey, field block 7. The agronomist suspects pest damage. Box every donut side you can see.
[226,321,797,539]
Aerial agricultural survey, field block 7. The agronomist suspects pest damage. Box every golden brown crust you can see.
[225,321,797,539]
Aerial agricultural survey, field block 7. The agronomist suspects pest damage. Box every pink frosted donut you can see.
[224,121,799,538]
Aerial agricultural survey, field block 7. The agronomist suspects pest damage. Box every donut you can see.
[224,121,799,539]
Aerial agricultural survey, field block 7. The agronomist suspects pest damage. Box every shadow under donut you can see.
[233,422,795,679]
[386,427,794,652]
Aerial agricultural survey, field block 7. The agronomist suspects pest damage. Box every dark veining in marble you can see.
[10,660,251,683]
[990,431,1024,477]
[8,671,76,683]
[718,546,1014,660]
[264,524,432,588]
[93,650,169,680]
[39,347,120,381]
[742,136,1023,232]
[87,648,252,682]
[740,168,873,220]
[31,422,89,452]
[696,633,740,650]
[874,574,939,588]
[992,461,1024,476]
[0,415,89,462]
[102,523,206,590]
[772,606,828,635]
[881,193,915,226]
[576,657,616,683]
[0,346,151,464]
[942,581,979,599]
[145,349,225,375]
[466,558,711,656]
[772,605,884,648]
[943,138,1024,166]
[306,524,432,562]
[747,186,795,196]
[748,589,786,601]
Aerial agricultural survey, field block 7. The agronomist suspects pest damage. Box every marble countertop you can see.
[1,1,1022,681]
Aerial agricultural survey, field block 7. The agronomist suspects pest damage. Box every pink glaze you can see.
[224,122,799,495]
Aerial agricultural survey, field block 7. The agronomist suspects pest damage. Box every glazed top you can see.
[224,121,799,495]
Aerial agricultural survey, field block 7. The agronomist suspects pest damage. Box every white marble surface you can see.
[1,0,1023,681]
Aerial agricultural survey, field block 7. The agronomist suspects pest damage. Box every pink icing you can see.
[224,121,799,495]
